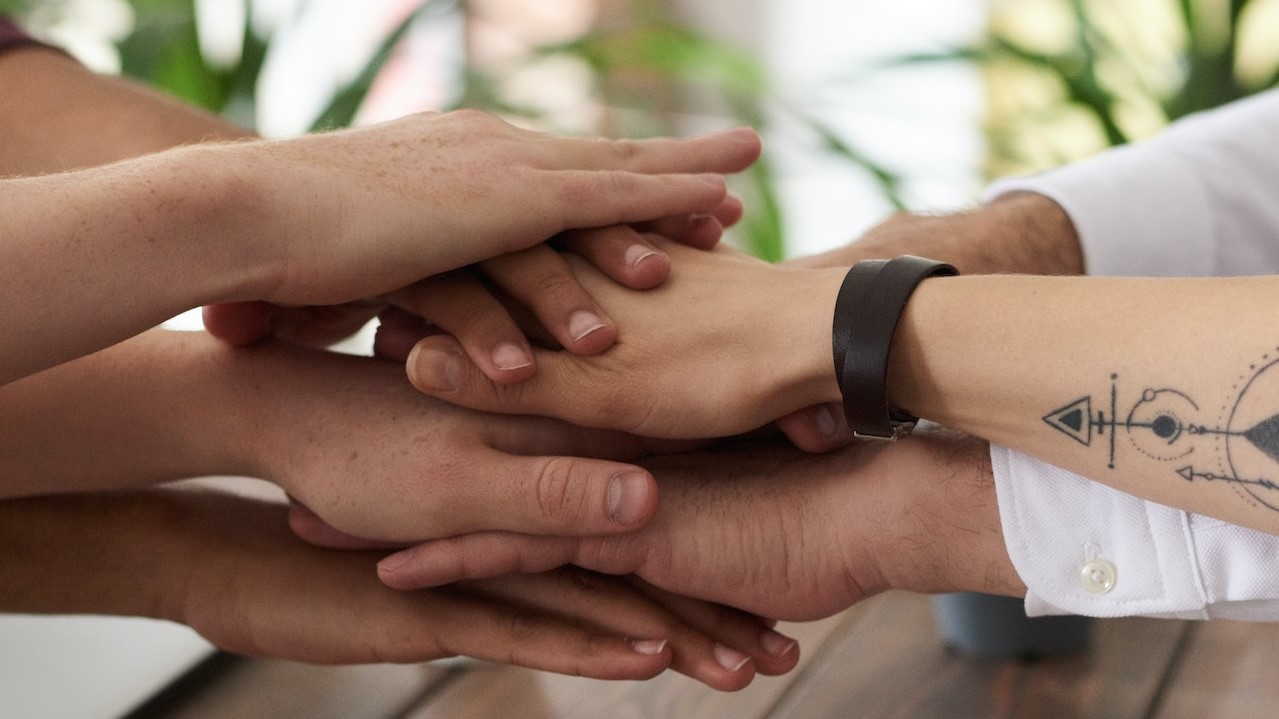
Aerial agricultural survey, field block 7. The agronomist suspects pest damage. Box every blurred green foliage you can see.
[887,0,1279,176]
[21,2,1267,257]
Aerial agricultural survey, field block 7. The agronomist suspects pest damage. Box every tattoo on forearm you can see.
[1043,350,1279,511]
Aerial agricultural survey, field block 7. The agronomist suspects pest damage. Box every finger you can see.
[202,301,275,346]
[481,245,618,355]
[286,444,658,545]
[558,226,672,291]
[627,577,800,678]
[388,271,536,385]
[774,403,856,453]
[465,570,757,691]
[378,533,584,590]
[634,193,744,250]
[419,589,672,681]
[635,214,724,250]
[430,449,658,539]
[550,171,728,230]
[544,127,761,174]
[287,502,407,550]
[379,532,795,684]
[713,192,746,228]
[269,302,383,348]
[406,335,612,431]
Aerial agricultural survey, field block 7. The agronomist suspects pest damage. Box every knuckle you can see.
[532,456,589,525]
[607,138,640,163]
[581,384,641,431]
[574,536,639,576]
[605,170,635,195]
[526,269,581,306]
[557,174,594,205]
[504,610,549,647]
[448,107,491,126]
[453,303,512,341]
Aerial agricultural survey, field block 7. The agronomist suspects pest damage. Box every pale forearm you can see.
[888,274,1279,534]
[0,330,254,497]
[0,46,252,175]
[0,148,267,383]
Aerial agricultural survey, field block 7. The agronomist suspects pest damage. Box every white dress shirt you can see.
[983,89,1279,619]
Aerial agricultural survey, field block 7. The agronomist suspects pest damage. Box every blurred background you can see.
[5,0,1277,260]
[3,2,1279,716]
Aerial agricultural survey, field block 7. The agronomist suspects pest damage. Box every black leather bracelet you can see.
[832,256,958,440]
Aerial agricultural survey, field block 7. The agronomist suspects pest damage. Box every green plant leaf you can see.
[120,1,234,112]
[737,157,785,262]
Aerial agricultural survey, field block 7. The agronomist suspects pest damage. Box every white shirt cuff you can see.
[983,142,1216,278]
[992,445,1279,620]
[991,444,1210,619]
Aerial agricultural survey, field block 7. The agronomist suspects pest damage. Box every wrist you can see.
[872,430,1025,597]
[976,192,1083,275]
[192,339,294,484]
[153,143,284,305]
[803,193,1082,276]
[772,267,847,412]
[883,274,951,424]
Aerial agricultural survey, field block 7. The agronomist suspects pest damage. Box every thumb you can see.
[406,334,596,426]
[774,403,856,453]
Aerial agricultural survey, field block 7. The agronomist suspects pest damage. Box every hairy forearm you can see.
[0,330,254,497]
[791,193,1083,276]
[0,46,251,175]
[886,275,1279,535]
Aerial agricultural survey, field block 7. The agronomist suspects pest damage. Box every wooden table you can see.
[127,591,1279,719]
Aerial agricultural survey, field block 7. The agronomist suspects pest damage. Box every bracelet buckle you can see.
[853,420,917,441]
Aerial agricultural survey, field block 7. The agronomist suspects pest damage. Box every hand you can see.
[203,112,760,308]
[400,238,847,441]
[203,195,748,386]
[373,430,1026,622]
[0,489,797,689]
[228,339,698,542]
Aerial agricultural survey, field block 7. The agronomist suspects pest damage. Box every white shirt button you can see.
[1079,559,1117,594]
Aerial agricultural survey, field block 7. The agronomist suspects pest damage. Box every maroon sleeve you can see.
[0,17,53,56]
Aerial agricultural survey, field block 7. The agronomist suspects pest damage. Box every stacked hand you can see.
[202,114,759,386]
[308,430,1025,623]
[0,489,796,690]
[398,238,847,440]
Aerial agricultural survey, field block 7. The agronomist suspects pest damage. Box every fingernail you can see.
[687,213,714,227]
[378,551,408,574]
[698,173,724,188]
[760,629,798,658]
[492,342,533,371]
[607,472,649,525]
[713,643,752,673]
[410,345,460,392]
[624,244,660,269]
[629,638,668,656]
[568,311,608,343]
[814,405,837,440]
